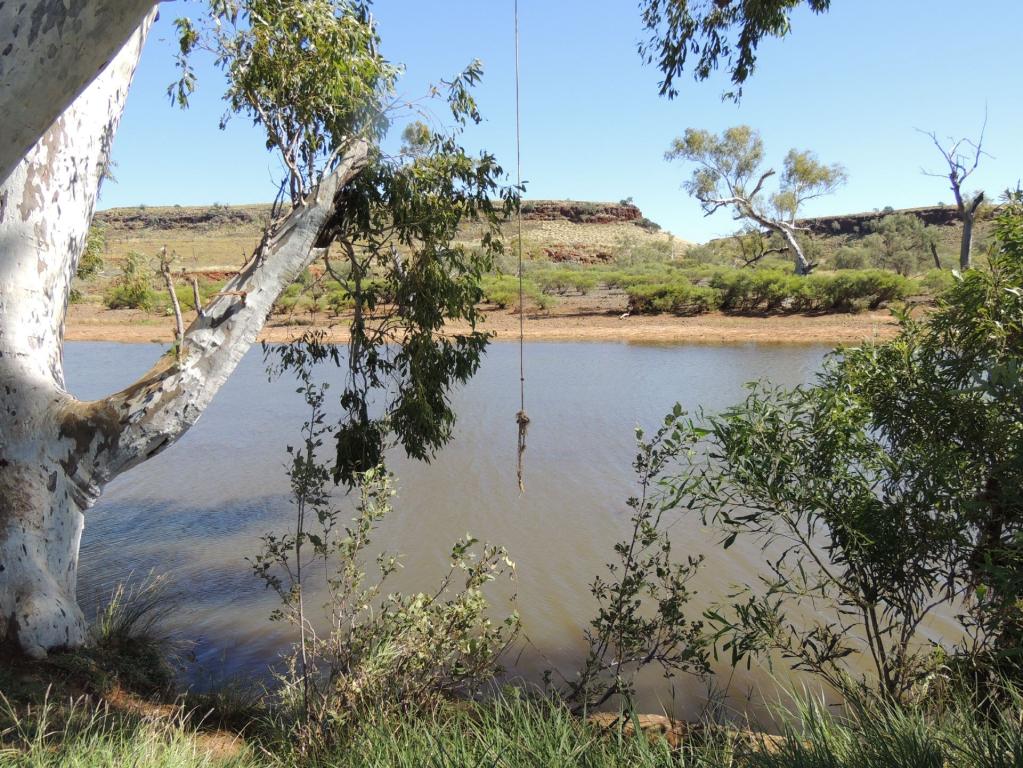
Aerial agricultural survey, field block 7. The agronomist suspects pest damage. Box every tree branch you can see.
[63,140,370,490]
[748,169,776,201]
[158,248,185,361]
[191,277,206,319]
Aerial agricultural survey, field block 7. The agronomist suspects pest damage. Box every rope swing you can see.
[513,0,529,494]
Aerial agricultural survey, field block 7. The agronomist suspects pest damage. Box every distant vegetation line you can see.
[80,200,988,320]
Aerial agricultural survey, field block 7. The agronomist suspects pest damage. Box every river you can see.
[67,340,832,717]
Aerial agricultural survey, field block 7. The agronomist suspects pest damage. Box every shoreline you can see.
[65,303,902,346]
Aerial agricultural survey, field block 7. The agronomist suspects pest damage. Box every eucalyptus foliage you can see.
[175,0,516,485]
[173,0,396,201]
[667,126,846,224]
[663,195,1023,699]
[562,411,710,712]
[639,0,832,100]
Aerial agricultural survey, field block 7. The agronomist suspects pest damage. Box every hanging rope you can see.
[514,0,529,494]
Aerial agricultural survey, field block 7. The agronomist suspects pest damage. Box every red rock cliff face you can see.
[521,200,643,224]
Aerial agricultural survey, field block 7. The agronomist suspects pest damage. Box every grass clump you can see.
[0,694,251,768]
[44,573,180,697]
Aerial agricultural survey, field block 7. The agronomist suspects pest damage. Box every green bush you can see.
[807,270,910,312]
[104,253,156,310]
[626,281,720,315]
[157,278,226,313]
[710,269,802,312]
[327,289,354,315]
[271,283,307,314]
[76,224,106,280]
[627,268,909,315]
[531,268,598,295]
[662,199,1023,698]
[482,274,550,310]
[252,382,518,751]
[833,245,869,270]
[920,268,955,296]
[601,263,685,291]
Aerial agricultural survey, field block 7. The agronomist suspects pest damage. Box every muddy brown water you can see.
[68,340,864,717]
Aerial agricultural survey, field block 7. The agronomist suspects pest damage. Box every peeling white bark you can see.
[0,16,152,657]
[0,6,369,656]
[706,195,813,275]
[0,0,157,184]
[80,143,368,488]
[773,222,813,276]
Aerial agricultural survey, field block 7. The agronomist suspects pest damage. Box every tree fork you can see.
[0,12,369,656]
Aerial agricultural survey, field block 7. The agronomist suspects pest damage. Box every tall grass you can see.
[3,681,1022,767]
[0,693,251,768]
[64,572,182,695]
[90,572,175,652]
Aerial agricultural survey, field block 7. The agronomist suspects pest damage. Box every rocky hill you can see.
[521,200,642,224]
[93,200,677,270]
[796,205,965,236]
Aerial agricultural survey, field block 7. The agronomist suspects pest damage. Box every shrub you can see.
[104,252,156,310]
[860,270,911,309]
[271,282,308,314]
[626,281,720,315]
[481,274,549,310]
[605,263,682,291]
[563,414,709,711]
[809,272,864,311]
[921,268,955,296]
[709,269,799,312]
[865,213,939,276]
[327,289,354,315]
[252,379,518,750]
[833,245,869,270]
[660,198,1023,698]
[814,270,910,311]
[76,224,105,280]
[709,269,757,311]
[531,268,596,295]
[157,278,226,313]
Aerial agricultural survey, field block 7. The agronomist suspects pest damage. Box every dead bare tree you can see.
[919,114,991,270]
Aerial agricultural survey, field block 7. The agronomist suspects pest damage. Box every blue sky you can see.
[102,0,1023,243]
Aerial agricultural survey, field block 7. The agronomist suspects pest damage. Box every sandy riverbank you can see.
[65,300,901,346]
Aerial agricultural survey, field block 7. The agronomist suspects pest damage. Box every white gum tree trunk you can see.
[0,0,157,183]
[0,12,369,657]
[774,223,812,276]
